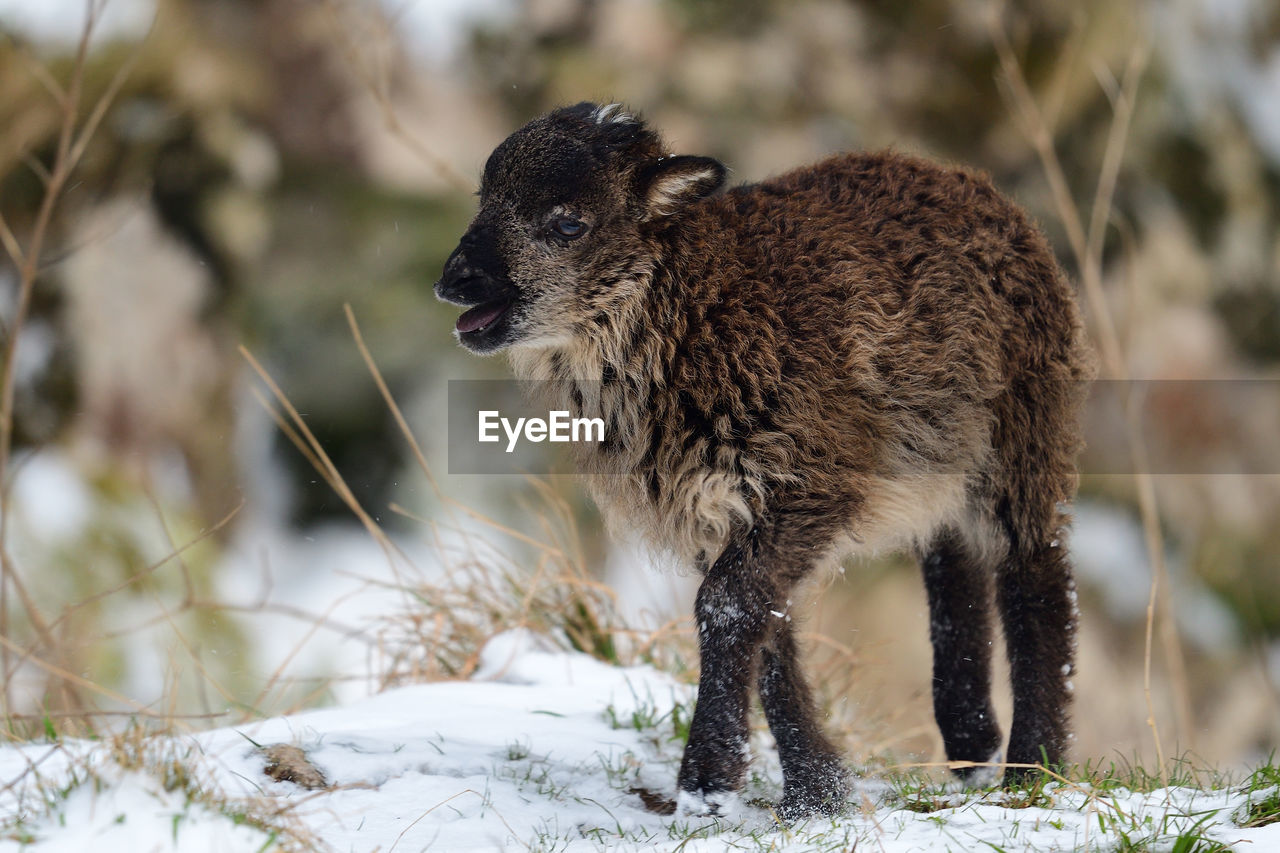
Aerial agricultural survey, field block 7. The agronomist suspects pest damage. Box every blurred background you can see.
[1,0,1278,778]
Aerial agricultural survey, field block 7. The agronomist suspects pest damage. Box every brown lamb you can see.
[435,102,1092,820]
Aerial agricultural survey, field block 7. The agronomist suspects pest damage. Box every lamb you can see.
[435,101,1092,820]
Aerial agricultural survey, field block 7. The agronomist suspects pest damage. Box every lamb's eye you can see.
[551,217,587,240]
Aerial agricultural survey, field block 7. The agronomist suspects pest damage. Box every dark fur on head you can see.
[437,102,1092,820]
[436,102,724,354]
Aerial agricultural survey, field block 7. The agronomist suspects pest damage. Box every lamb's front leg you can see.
[676,533,775,817]
[759,621,849,818]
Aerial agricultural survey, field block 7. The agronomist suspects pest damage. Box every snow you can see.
[6,769,274,853]
[1152,0,1280,165]
[7,453,95,544]
[0,633,693,852]
[3,634,1278,852]
[382,0,516,63]
[213,517,438,705]
[0,0,513,63]
[675,788,741,820]
[1071,501,1240,652]
[0,0,156,47]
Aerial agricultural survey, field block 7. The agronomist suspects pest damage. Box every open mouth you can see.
[434,264,518,351]
[455,295,513,335]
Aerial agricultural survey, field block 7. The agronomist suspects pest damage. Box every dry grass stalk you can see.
[0,1,146,723]
[240,308,698,689]
[0,633,198,732]
[319,0,474,193]
[0,4,363,741]
[988,3,1192,783]
[239,345,417,586]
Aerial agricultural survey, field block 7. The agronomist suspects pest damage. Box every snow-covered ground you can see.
[2,630,1277,852]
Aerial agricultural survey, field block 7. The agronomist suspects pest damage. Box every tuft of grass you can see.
[1239,791,1280,828]
[244,310,701,695]
[1,722,323,849]
[603,685,693,748]
[997,775,1058,810]
[1074,751,1226,795]
[505,738,532,762]
[1234,755,1280,828]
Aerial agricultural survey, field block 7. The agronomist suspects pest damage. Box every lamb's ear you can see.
[639,155,726,219]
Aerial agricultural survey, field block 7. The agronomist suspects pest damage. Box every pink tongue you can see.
[456,301,507,333]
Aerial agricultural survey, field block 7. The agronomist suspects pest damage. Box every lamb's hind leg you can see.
[996,533,1076,783]
[758,620,849,819]
[920,527,1004,784]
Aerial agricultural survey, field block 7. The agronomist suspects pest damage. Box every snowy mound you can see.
[2,631,1277,851]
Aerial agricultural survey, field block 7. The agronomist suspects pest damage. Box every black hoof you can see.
[776,757,849,821]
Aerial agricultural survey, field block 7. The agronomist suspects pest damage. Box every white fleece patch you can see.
[592,103,634,125]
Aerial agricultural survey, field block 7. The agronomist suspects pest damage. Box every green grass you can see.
[603,685,693,749]
[1235,756,1280,829]
[0,725,315,850]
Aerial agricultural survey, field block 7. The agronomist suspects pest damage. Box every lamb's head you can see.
[435,102,726,354]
